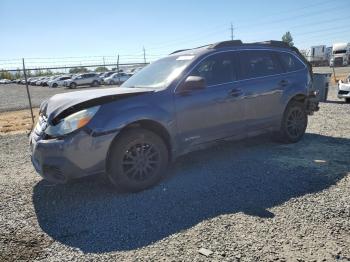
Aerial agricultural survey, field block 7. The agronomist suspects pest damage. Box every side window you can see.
[239,51,283,79]
[190,53,236,86]
[278,52,305,72]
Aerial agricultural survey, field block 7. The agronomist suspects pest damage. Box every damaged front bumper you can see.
[29,119,117,183]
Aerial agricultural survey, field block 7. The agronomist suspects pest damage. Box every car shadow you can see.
[32,133,350,253]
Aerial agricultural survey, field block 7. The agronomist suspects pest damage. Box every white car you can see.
[63,73,101,88]
[104,72,130,85]
[0,79,11,84]
[48,76,71,88]
[338,76,350,103]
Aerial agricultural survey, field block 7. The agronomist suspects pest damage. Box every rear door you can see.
[175,52,245,147]
[238,50,286,131]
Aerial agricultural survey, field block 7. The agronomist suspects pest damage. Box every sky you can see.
[0,0,350,69]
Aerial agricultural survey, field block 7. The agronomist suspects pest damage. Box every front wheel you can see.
[277,101,308,143]
[69,82,77,89]
[107,128,168,192]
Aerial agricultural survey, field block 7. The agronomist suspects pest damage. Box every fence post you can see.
[22,58,35,129]
[117,54,120,85]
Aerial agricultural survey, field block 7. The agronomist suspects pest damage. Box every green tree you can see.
[14,69,22,79]
[95,66,108,72]
[69,67,89,74]
[282,31,294,46]
[0,71,12,80]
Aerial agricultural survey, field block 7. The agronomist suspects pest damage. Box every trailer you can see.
[305,45,329,66]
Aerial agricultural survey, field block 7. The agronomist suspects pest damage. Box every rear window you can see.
[239,51,283,79]
[278,52,305,72]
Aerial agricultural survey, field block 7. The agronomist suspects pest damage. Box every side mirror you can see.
[179,76,206,93]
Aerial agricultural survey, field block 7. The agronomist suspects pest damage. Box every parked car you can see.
[48,75,71,88]
[100,71,117,81]
[36,77,50,86]
[103,72,130,85]
[30,77,43,85]
[30,40,319,192]
[0,79,11,84]
[63,73,101,88]
[338,75,350,103]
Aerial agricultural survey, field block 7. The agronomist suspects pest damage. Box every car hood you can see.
[40,87,154,123]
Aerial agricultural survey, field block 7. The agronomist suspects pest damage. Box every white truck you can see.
[305,45,328,66]
[330,43,350,67]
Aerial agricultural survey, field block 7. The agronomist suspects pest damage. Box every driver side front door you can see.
[174,52,245,151]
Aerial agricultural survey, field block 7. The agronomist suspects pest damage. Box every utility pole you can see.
[230,22,234,40]
[103,56,105,66]
[143,46,146,64]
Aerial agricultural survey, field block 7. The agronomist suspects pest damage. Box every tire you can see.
[277,100,308,143]
[107,128,169,192]
[52,83,58,88]
[92,80,99,87]
[70,82,77,89]
[110,80,115,85]
[345,98,350,103]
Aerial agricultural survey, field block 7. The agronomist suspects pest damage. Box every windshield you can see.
[121,55,195,89]
[334,50,346,54]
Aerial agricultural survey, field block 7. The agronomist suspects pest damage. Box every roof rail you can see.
[169,44,211,55]
[169,49,190,55]
[209,40,243,49]
[252,40,290,48]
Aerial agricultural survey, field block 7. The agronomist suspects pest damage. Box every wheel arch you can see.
[106,119,173,172]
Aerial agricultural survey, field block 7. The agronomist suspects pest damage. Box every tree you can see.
[69,67,89,74]
[14,69,22,79]
[282,31,294,46]
[0,70,13,80]
[95,66,108,72]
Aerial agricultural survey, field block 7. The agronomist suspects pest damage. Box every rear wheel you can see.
[277,100,308,143]
[107,128,168,192]
[52,83,58,88]
[92,80,99,87]
[110,80,115,85]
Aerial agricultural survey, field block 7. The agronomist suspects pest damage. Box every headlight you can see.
[45,106,100,137]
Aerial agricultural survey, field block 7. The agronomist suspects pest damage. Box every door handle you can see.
[229,88,243,97]
[279,80,289,87]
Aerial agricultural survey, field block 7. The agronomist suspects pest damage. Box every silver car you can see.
[64,73,101,88]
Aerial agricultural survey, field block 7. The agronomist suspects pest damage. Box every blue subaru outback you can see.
[30,40,319,192]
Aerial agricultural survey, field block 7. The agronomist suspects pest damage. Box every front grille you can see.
[34,115,47,137]
[334,57,343,65]
[339,90,349,95]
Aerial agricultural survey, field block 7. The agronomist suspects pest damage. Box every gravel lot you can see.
[0,84,349,261]
[0,84,117,112]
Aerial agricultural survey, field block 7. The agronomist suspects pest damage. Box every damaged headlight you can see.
[45,106,100,137]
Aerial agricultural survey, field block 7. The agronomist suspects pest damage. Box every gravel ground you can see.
[0,86,349,261]
[0,84,117,112]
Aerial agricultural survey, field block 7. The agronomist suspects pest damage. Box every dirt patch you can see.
[0,108,39,135]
